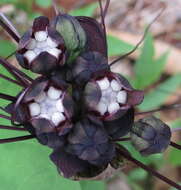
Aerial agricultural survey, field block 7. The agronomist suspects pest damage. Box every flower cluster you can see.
[0,6,173,181]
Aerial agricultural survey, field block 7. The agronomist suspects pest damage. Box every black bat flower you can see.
[0,0,180,189]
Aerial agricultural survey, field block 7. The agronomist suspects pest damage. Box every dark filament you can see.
[170,141,181,150]
[0,135,35,144]
[118,147,181,189]
[135,103,181,115]
[109,6,165,67]
[0,125,27,131]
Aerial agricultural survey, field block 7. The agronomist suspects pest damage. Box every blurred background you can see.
[0,0,180,190]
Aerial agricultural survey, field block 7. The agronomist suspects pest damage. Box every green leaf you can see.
[128,168,147,181]
[0,39,16,57]
[0,0,19,5]
[134,34,155,89]
[121,142,163,167]
[70,3,98,17]
[138,73,181,110]
[35,0,51,8]
[169,140,181,166]
[80,180,106,190]
[107,35,134,57]
[0,138,82,190]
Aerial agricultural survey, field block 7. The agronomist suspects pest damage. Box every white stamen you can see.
[97,102,107,115]
[34,31,48,42]
[117,91,127,104]
[56,99,64,112]
[26,39,36,50]
[47,48,61,58]
[111,79,121,91]
[108,103,120,113]
[51,112,65,125]
[47,87,62,100]
[35,92,46,103]
[36,41,47,48]
[34,48,42,55]
[29,102,41,117]
[24,50,36,62]
[97,77,110,90]
[47,37,58,48]
[39,114,51,120]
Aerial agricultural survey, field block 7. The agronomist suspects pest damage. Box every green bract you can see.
[53,14,87,64]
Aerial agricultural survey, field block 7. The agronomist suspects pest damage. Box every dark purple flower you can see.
[130,116,172,156]
[16,16,66,74]
[84,71,144,121]
[66,116,116,166]
[71,51,109,85]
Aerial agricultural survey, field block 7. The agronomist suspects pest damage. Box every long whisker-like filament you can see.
[0,12,20,43]
[170,141,181,150]
[109,6,165,67]
[135,103,181,115]
[98,0,109,57]
[52,0,59,15]
[0,135,35,144]
[0,114,11,120]
[0,125,27,131]
[5,50,17,60]
[112,137,131,142]
[0,73,23,86]
[0,93,17,102]
[0,57,33,86]
[118,147,181,189]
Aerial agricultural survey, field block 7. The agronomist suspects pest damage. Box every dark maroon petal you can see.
[48,28,65,47]
[68,122,87,144]
[104,108,134,139]
[24,79,47,102]
[90,143,116,166]
[127,90,144,106]
[62,93,74,119]
[37,132,65,149]
[84,81,101,109]
[33,16,49,32]
[72,51,109,85]
[31,118,54,134]
[50,149,89,178]
[16,53,29,69]
[79,147,100,161]
[57,121,73,136]
[18,30,32,50]
[30,52,57,74]
[76,16,107,57]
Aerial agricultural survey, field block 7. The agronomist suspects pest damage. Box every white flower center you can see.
[29,86,65,126]
[24,31,61,62]
[96,77,127,115]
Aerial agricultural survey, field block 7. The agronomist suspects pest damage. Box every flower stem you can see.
[0,125,27,131]
[0,58,33,86]
[112,137,131,142]
[0,135,35,144]
[109,6,165,67]
[0,13,20,43]
[0,93,16,101]
[118,148,181,189]
[135,103,181,115]
[0,73,23,86]
[0,114,11,120]
[170,141,181,150]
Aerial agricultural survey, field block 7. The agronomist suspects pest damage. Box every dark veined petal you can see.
[104,108,134,139]
[50,149,89,178]
[130,116,171,156]
[76,16,107,57]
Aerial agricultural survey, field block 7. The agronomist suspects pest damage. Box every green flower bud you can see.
[130,116,171,156]
[53,14,87,64]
